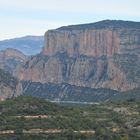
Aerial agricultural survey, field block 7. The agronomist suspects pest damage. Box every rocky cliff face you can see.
[17,20,140,92]
[0,69,22,100]
[43,29,120,57]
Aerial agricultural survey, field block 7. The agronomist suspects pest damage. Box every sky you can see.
[0,0,140,40]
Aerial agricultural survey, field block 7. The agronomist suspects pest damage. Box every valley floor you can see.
[0,96,140,140]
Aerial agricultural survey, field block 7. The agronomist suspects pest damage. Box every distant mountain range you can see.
[0,36,44,55]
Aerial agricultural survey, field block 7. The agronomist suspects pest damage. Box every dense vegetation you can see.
[0,96,139,139]
[110,88,140,102]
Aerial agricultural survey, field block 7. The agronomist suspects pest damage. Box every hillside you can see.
[22,81,119,102]
[0,36,43,55]
[0,96,139,139]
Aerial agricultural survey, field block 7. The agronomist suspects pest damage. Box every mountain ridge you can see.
[56,20,140,30]
[0,36,43,55]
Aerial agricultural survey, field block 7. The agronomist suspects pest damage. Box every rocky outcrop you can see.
[17,20,140,92]
[0,48,27,74]
[0,69,22,100]
[0,48,27,60]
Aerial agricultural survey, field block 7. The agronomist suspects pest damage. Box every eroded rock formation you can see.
[0,48,27,74]
[17,20,140,92]
[0,69,22,100]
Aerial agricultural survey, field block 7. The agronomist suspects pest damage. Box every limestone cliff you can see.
[43,29,120,57]
[17,20,140,92]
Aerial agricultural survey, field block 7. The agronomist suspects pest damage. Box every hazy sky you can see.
[0,0,140,40]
